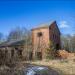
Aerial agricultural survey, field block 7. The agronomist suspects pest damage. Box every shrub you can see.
[45,40,55,59]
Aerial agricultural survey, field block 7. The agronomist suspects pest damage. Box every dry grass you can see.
[30,59,75,75]
[0,58,75,75]
[0,62,27,75]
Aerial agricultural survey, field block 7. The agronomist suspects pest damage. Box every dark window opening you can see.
[5,50,8,54]
[5,50,8,57]
[37,32,42,37]
[15,48,18,50]
[18,50,22,56]
[56,44,60,50]
[36,52,42,60]
[29,52,33,60]
[49,27,51,29]
[11,50,14,57]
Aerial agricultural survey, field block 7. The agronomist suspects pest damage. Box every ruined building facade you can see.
[31,21,61,59]
[0,21,61,61]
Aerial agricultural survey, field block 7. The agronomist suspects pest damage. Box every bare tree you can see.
[70,35,75,52]
[7,27,31,41]
[61,34,75,52]
[0,32,5,43]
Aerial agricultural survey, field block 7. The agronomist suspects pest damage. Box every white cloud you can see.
[59,21,69,28]
[70,33,75,36]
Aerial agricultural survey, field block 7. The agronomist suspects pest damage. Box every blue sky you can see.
[0,0,75,36]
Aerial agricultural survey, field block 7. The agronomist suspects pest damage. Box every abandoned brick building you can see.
[0,21,61,60]
[31,21,61,59]
[0,39,32,61]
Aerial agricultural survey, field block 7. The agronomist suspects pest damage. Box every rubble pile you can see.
[57,50,75,59]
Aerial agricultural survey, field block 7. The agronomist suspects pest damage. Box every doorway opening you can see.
[56,44,60,50]
[36,52,42,60]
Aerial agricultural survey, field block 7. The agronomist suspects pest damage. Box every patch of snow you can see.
[26,69,36,75]
[25,66,49,75]
[37,67,44,70]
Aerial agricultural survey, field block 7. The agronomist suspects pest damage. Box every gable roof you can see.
[31,21,61,34]
[50,21,61,35]
[31,21,56,31]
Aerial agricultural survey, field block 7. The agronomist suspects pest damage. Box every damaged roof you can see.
[0,39,26,48]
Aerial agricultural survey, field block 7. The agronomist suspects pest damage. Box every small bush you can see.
[45,40,55,60]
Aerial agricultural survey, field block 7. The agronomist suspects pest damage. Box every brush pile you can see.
[57,50,75,59]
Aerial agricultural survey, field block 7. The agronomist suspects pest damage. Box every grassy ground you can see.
[29,59,75,75]
[0,59,75,75]
[0,62,28,75]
